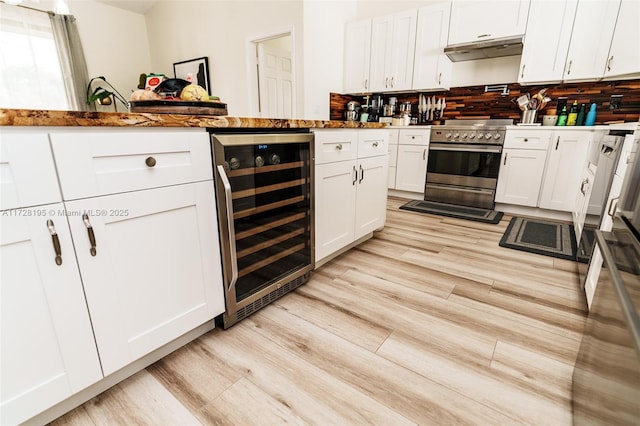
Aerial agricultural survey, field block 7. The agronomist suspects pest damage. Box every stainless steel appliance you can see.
[210,131,314,328]
[344,101,360,121]
[571,127,640,423]
[426,119,512,209]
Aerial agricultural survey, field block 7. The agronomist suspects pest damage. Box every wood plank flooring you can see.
[51,196,588,425]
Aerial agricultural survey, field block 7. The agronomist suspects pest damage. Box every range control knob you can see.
[445,133,452,139]
[453,133,460,139]
[461,133,468,139]
[493,133,501,140]
[485,133,492,140]
[469,133,476,139]
[477,133,484,140]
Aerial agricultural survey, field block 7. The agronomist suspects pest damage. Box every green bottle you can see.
[567,100,578,126]
[557,105,568,126]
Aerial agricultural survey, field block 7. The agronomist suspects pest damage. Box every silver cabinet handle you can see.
[477,33,491,38]
[504,152,508,165]
[566,60,572,75]
[607,56,613,71]
[385,77,389,88]
[608,196,619,217]
[521,64,526,79]
[438,72,442,85]
[217,165,238,292]
[336,143,343,151]
[390,77,394,88]
[580,178,589,195]
[46,219,62,266]
[555,136,560,150]
[364,79,368,90]
[372,141,379,148]
[359,164,364,183]
[423,148,426,161]
[352,165,357,186]
[145,156,156,167]
[82,213,97,256]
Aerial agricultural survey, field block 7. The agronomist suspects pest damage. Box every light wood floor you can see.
[51,196,588,425]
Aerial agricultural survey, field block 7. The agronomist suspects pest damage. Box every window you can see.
[0,3,69,110]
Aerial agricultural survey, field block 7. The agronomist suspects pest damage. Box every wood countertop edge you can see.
[0,109,388,129]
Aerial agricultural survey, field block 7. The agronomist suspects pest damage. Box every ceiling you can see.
[95,0,157,14]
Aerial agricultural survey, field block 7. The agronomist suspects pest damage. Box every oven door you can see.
[425,142,502,208]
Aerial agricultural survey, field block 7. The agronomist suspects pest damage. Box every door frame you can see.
[245,26,297,118]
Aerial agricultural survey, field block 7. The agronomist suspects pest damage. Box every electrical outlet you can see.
[610,95,622,110]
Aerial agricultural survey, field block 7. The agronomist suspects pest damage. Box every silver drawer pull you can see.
[145,156,157,167]
[336,144,343,151]
[373,141,379,147]
[47,219,62,266]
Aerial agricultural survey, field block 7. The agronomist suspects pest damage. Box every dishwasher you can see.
[209,130,314,328]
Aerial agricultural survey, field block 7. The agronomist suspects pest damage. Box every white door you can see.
[539,132,591,211]
[519,0,577,84]
[66,181,224,376]
[258,42,295,119]
[395,144,428,193]
[413,2,452,90]
[564,0,620,81]
[315,161,357,262]
[355,155,388,240]
[369,15,394,92]
[388,9,417,91]
[343,19,372,93]
[495,149,547,206]
[1,204,102,425]
[604,0,640,78]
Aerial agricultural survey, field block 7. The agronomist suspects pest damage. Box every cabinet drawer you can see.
[50,129,213,200]
[0,129,62,210]
[504,130,552,150]
[398,129,430,145]
[358,130,389,158]
[313,130,358,164]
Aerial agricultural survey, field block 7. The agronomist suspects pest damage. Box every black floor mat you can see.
[499,216,577,261]
[399,200,504,224]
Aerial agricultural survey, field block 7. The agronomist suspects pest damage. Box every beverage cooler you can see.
[210,131,314,328]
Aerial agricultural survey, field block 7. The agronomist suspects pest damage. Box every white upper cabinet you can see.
[563,0,620,81]
[370,10,417,92]
[603,0,640,79]
[412,2,452,90]
[448,0,530,45]
[344,19,372,93]
[519,0,577,84]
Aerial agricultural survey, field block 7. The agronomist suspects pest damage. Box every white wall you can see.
[144,1,304,117]
[69,1,151,104]
[302,0,357,119]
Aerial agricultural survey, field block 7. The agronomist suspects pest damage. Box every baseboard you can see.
[23,321,217,426]
[494,203,573,222]
[388,189,423,200]
[315,232,374,268]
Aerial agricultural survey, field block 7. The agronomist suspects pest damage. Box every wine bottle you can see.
[567,100,578,126]
[557,105,568,126]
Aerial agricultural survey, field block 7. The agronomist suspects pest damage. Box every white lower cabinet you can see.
[1,128,225,424]
[495,149,547,206]
[314,130,388,263]
[395,144,428,192]
[65,181,224,376]
[539,131,591,211]
[1,204,103,426]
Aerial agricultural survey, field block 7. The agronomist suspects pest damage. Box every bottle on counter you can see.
[585,103,597,126]
[576,103,586,126]
[557,105,568,126]
[567,100,578,126]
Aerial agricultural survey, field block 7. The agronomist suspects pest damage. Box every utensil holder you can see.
[521,110,537,124]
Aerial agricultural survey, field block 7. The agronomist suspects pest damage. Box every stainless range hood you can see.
[444,35,523,62]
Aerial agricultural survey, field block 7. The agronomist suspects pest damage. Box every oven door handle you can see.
[429,143,502,153]
[217,165,239,292]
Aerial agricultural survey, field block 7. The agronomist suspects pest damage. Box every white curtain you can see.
[0,3,90,111]
[49,12,91,111]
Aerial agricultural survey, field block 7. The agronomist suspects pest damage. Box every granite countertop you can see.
[0,109,388,129]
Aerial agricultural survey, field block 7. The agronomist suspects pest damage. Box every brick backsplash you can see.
[331,80,640,125]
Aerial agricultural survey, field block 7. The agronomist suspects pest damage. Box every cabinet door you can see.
[564,0,620,81]
[395,144,428,193]
[495,149,547,207]
[0,130,61,210]
[603,0,640,79]
[65,181,224,376]
[413,2,452,90]
[1,204,102,425]
[539,132,591,211]
[387,10,417,91]
[355,155,388,240]
[344,19,372,93]
[572,165,595,241]
[315,161,357,262]
[370,15,394,92]
[448,0,530,45]
[518,0,576,84]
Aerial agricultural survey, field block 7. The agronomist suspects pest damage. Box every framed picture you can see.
[173,57,211,95]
